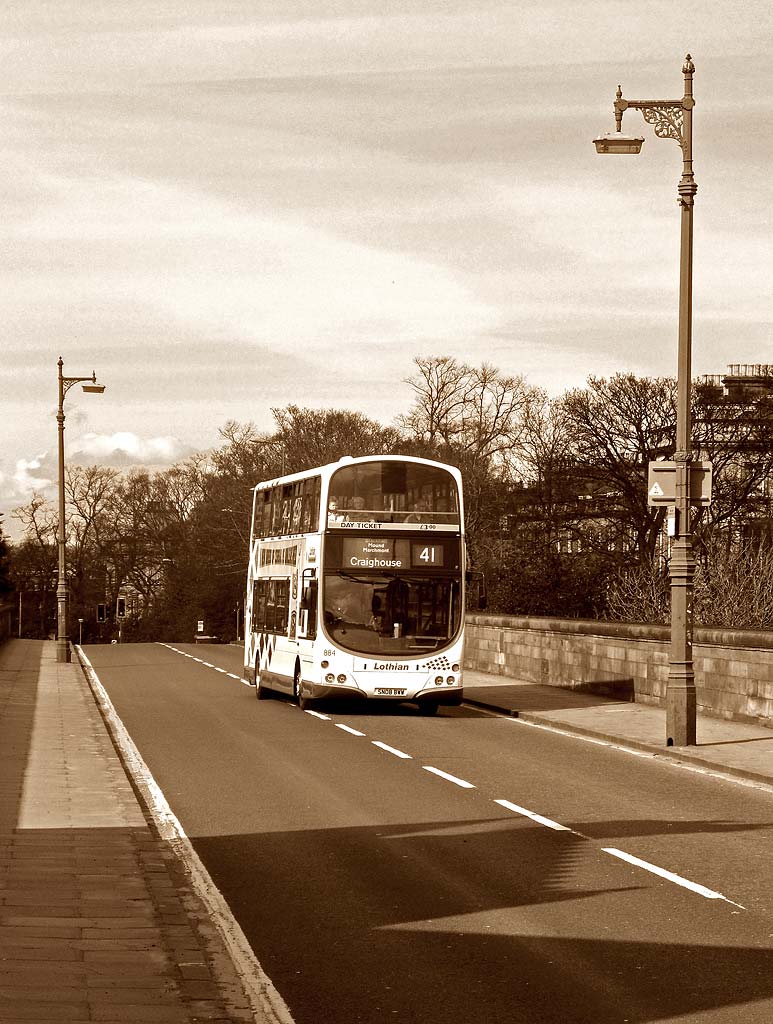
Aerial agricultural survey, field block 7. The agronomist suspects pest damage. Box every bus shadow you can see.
[299,695,485,719]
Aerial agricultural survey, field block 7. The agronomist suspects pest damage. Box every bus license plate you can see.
[376,687,406,696]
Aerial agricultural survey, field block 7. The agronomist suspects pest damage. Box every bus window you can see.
[301,476,320,532]
[322,573,460,655]
[329,460,459,527]
[291,494,303,532]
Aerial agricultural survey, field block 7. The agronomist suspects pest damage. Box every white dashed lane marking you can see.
[161,644,252,685]
[422,766,475,789]
[372,741,412,759]
[336,724,366,736]
[158,642,746,910]
[494,798,574,832]
[602,848,745,908]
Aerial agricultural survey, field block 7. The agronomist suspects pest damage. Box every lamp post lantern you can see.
[594,55,698,747]
[56,356,106,664]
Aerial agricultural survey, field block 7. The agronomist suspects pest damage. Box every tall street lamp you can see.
[56,356,106,663]
[594,55,698,746]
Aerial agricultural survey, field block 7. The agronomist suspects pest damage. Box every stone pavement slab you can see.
[463,668,773,788]
[0,639,257,1024]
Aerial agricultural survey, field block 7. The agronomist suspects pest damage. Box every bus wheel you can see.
[255,670,270,700]
[418,701,439,716]
[294,663,310,711]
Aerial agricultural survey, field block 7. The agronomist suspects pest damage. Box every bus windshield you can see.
[323,573,461,655]
[327,460,460,527]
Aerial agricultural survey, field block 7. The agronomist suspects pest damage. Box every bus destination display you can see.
[339,538,451,570]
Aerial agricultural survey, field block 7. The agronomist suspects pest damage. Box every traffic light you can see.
[96,604,106,623]
[116,597,126,618]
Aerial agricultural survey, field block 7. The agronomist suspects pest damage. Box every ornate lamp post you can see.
[56,357,106,663]
[594,55,698,746]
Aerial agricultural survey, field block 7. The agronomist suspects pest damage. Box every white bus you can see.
[243,455,467,714]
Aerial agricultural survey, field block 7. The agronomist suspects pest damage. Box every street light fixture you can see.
[56,356,107,663]
[594,55,698,747]
[592,132,644,155]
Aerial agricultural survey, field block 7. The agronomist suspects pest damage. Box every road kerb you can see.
[75,645,296,1024]
[463,695,773,791]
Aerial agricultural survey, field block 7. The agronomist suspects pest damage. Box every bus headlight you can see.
[321,660,330,669]
[325,673,335,683]
[337,674,347,684]
[447,676,455,685]
[435,675,444,685]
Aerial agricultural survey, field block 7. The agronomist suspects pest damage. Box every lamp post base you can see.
[56,639,71,664]
[666,680,697,747]
[667,532,696,746]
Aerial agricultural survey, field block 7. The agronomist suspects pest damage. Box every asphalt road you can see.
[84,642,773,1024]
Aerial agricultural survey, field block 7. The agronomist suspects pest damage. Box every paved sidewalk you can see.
[0,639,255,1024]
[463,668,773,788]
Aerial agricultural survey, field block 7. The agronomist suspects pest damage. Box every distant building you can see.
[700,363,773,404]
[697,363,773,546]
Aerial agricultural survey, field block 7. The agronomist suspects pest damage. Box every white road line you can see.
[372,741,412,759]
[304,709,330,720]
[423,766,475,789]
[161,645,249,685]
[494,798,574,832]
[602,847,745,908]
[336,724,366,736]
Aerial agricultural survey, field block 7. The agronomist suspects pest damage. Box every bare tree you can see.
[397,357,469,446]
[271,405,401,471]
[399,357,536,555]
[559,374,675,562]
[400,356,532,464]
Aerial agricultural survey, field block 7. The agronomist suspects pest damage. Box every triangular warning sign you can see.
[649,482,664,497]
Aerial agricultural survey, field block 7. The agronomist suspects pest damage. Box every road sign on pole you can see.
[647,460,712,506]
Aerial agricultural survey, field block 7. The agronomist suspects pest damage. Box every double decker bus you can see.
[243,455,467,714]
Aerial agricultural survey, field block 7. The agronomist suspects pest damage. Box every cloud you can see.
[0,432,197,541]
[70,431,196,467]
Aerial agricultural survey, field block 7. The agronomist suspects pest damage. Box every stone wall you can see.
[464,614,773,727]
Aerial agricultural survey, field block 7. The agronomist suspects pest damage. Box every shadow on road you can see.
[193,814,773,1024]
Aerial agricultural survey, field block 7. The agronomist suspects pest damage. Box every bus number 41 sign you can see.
[647,460,713,506]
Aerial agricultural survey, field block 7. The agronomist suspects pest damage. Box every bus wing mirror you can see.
[466,570,487,610]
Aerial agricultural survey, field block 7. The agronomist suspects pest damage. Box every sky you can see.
[1,1,772,538]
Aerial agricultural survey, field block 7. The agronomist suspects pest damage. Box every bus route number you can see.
[413,544,444,567]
